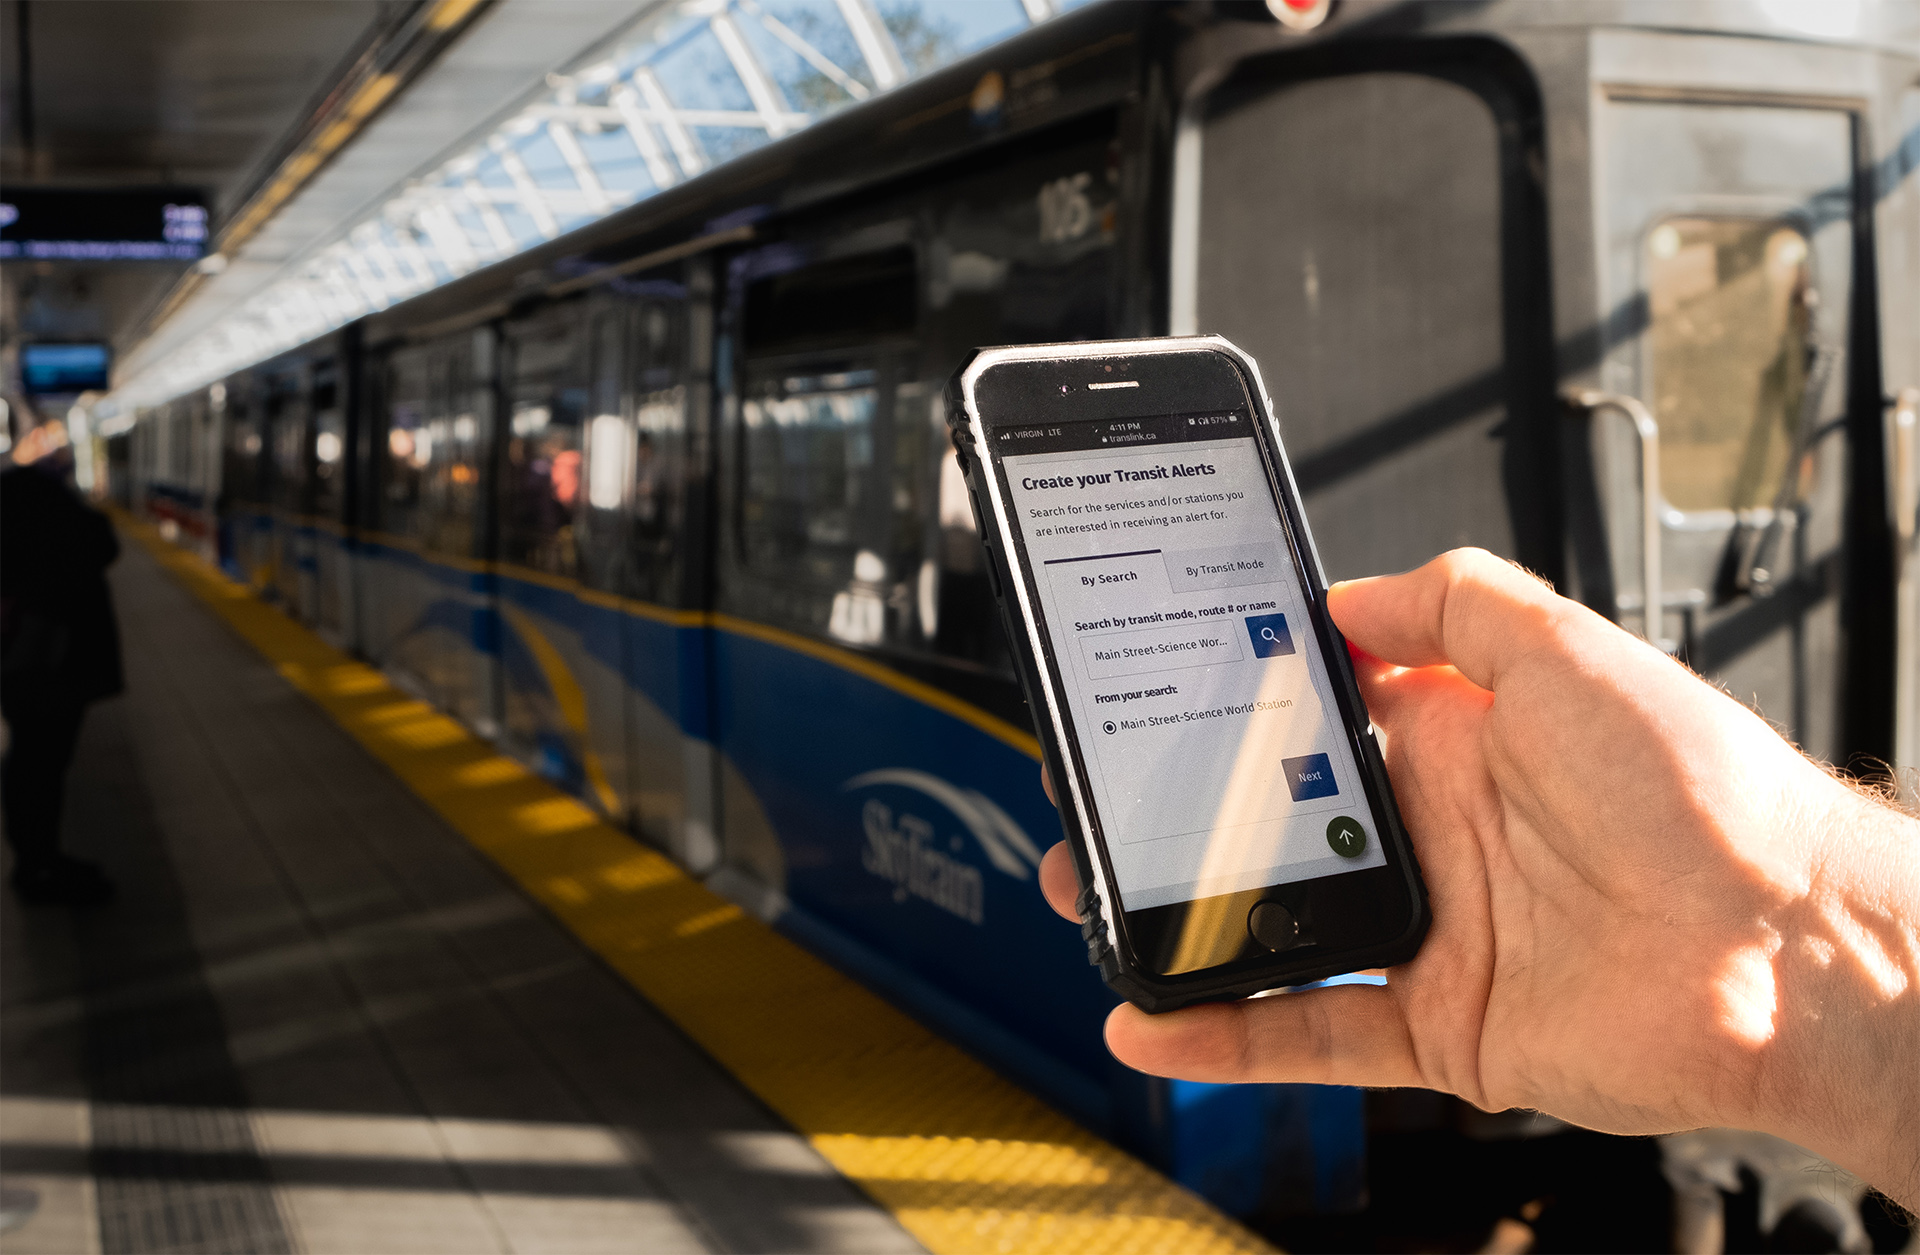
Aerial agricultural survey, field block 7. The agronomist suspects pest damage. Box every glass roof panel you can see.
[113,0,1079,408]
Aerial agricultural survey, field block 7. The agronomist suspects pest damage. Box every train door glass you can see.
[628,297,692,606]
[220,382,272,590]
[1598,101,1854,760]
[738,357,896,641]
[1181,63,1556,587]
[371,347,438,703]
[311,361,351,641]
[420,345,486,562]
[501,306,587,579]
[578,309,630,594]
[514,303,639,824]
[267,372,314,617]
[724,246,923,646]
[370,340,494,728]
[606,280,704,862]
[378,349,429,541]
[501,303,631,806]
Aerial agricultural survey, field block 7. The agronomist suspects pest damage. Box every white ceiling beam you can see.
[459,177,519,256]
[487,137,561,239]
[547,120,614,213]
[609,84,680,190]
[832,0,905,89]
[741,0,869,101]
[709,12,795,138]
[633,65,707,178]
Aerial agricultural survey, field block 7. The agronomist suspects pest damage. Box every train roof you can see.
[360,0,1149,348]
[327,0,1915,360]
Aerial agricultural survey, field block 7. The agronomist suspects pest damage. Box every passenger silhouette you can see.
[1,419,121,906]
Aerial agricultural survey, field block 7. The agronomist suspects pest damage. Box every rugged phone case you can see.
[944,335,1429,1013]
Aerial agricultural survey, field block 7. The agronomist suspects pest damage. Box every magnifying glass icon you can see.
[1260,627,1279,643]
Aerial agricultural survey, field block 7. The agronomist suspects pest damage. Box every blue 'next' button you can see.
[1282,752,1338,802]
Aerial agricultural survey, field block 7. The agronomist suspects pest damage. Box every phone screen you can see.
[996,407,1387,913]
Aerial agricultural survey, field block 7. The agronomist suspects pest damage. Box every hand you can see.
[1038,548,1920,1208]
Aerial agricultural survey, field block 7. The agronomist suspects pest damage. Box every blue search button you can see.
[1245,613,1295,659]
[1282,753,1338,802]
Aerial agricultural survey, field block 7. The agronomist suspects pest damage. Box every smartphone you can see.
[946,336,1429,1012]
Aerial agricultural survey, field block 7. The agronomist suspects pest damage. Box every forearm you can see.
[1758,786,1920,1210]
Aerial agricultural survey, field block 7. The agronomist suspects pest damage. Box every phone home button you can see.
[1247,900,1302,952]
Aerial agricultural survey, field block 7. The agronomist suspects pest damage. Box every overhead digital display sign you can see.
[0,188,209,261]
[21,343,112,394]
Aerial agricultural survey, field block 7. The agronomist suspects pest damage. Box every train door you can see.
[267,369,315,618]
[1583,96,1866,765]
[1173,48,1560,587]
[496,302,634,809]
[310,359,354,647]
[449,329,499,734]
[603,268,711,868]
[1171,49,1555,1212]
[365,334,497,732]
[220,377,274,591]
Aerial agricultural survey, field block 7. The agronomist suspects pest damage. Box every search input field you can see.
[1081,621,1245,680]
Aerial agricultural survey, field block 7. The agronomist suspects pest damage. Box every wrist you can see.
[1752,783,1920,1210]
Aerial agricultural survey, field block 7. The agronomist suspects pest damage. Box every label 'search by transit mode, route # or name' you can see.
[1001,413,1385,910]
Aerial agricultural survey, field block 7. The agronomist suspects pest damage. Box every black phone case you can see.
[945,336,1429,1013]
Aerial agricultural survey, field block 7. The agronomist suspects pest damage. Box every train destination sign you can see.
[0,188,209,261]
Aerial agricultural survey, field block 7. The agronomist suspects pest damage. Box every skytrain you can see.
[119,0,1920,1241]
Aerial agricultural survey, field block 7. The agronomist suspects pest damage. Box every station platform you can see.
[0,525,1268,1255]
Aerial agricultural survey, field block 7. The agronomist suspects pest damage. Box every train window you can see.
[912,132,1118,670]
[736,354,930,642]
[1644,217,1816,513]
[221,385,267,506]
[311,361,344,522]
[743,247,918,354]
[268,374,311,515]
[741,364,881,589]
[379,348,430,540]
[424,352,485,558]
[501,309,588,577]
[378,341,487,558]
[577,311,629,592]
[722,135,1118,676]
[586,314,627,512]
[627,297,688,606]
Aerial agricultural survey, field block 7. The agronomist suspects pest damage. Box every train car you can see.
[128,0,1919,1240]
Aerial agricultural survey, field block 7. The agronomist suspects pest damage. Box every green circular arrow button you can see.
[1325,815,1368,859]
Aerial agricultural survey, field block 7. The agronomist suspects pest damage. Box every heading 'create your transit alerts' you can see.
[1020,462,1219,493]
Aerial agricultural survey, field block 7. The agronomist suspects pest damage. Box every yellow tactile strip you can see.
[124,517,1275,1255]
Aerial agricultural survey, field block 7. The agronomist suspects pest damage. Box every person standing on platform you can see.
[1,418,121,905]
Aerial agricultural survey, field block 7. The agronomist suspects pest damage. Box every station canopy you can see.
[112,0,1089,410]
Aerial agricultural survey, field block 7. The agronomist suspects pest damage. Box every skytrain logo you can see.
[843,769,1046,927]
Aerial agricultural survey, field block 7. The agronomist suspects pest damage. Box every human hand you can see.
[1037,548,1920,1208]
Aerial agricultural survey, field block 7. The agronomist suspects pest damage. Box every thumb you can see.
[1326,548,1565,693]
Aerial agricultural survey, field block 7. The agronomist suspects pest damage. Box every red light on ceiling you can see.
[1266,0,1331,29]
